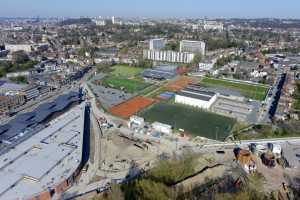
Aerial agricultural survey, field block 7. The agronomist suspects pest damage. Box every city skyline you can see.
[1,0,300,19]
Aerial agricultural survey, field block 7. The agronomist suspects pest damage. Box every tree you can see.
[123,179,170,200]
[9,76,28,84]
[215,173,268,200]
[119,47,129,55]
[11,51,29,64]
[192,53,202,65]
[149,154,196,185]
[106,184,124,200]
[135,56,152,68]
[163,41,179,51]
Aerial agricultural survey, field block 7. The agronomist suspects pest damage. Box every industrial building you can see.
[143,50,195,64]
[0,102,86,200]
[175,85,217,110]
[180,40,206,56]
[149,38,165,50]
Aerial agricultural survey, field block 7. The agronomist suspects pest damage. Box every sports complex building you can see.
[0,91,89,200]
[142,65,178,81]
[175,85,217,110]
[175,84,260,123]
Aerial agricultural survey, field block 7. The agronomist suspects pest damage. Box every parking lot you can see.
[211,96,261,123]
[88,73,132,108]
[89,84,132,108]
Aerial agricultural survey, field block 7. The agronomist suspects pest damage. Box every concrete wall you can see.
[175,94,217,110]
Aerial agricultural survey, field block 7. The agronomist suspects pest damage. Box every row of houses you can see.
[0,82,51,115]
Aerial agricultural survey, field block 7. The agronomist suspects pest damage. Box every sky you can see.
[1,0,300,19]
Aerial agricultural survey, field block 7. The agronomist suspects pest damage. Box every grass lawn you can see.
[292,82,300,110]
[234,122,300,140]
[139,84,160,96]
[111,65,144,78]
[102,76,149,93]
[139,102,236,140]
[200,77,269,101]
[146,87,169,98]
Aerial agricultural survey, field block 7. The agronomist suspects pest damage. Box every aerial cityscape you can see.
[1,0,300,200]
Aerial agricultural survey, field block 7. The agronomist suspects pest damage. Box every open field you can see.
[111,65,143,78]
[102,76,149,93]
[140,102,236,140]
[200,77,269,101]
[110,96,155,119]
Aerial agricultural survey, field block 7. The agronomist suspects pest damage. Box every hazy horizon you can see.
[1,0,300,19]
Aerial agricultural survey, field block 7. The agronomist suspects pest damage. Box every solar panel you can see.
[0,91,80,144]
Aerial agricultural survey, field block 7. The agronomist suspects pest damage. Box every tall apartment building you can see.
[112,16,122,25]
[180,40,206,56]
[149,39,165,50]
[143,50,195,64]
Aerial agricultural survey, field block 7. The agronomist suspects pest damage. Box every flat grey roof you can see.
[177,85,217,101]
[177,91,212,101]
[143,66,177,80]
[188,84,242,97]
[0,83,27,91]
[0,103,85,200]
[182,87,216,97]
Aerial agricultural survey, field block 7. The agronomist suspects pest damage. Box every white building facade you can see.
[94,19,106,26]
[203,21,224,31]
[175,89,217,110]
[180,40,206,56]
[152,122,172,135]
[149,39,165,50]
[5,44,33,52]
[143,50,195,64]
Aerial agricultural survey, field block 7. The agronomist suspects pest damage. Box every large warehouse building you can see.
[175,85,217,110]
[0,102,87,200]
